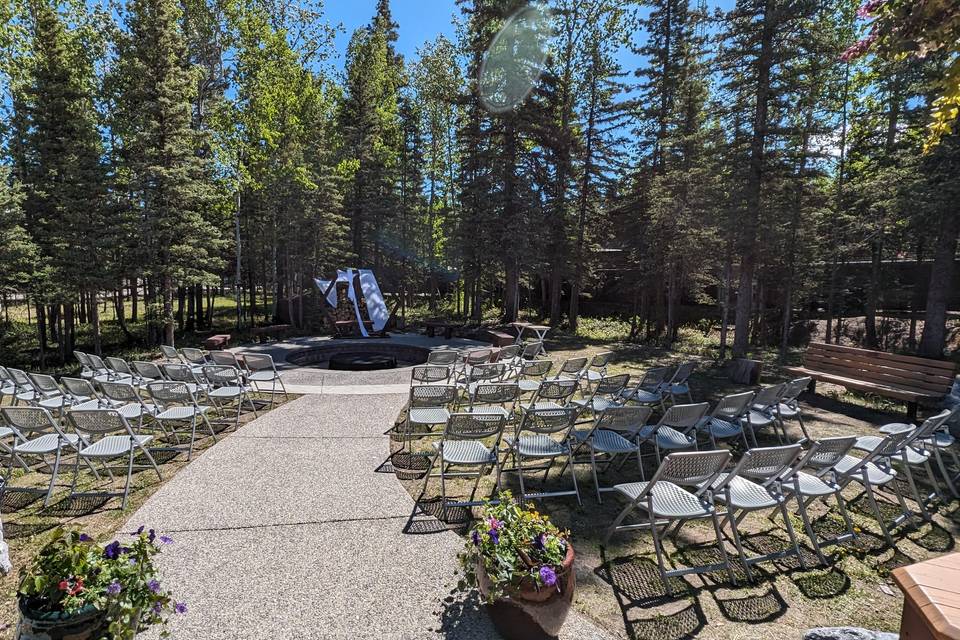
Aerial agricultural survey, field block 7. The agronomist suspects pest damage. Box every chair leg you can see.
[779,500,809,570]
[567,446,582,507]
[649,510,672,595]
[43,447,64,507]
[863,483,894,545]
[121,450,135,510]
[795,492,827,565]
[726,508,754,582]
[933,449,958,497]
[711,510,737,586]
[590,447,602,504]
[902,464,931,521]
[604,500,637,545]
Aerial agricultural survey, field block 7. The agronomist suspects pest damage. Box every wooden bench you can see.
[424,319,460,339]
[250,324,291,343]
[203,334,231,350]
[785,342,957,419]
[486,330,516,348]
[893,553,960,639]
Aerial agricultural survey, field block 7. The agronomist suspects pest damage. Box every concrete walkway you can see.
[125,366,612,639]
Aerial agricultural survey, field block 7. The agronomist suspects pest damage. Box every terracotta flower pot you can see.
[476,542,576,640]
[16,600,109,640]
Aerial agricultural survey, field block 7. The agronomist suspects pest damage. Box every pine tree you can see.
[113,0,222,346]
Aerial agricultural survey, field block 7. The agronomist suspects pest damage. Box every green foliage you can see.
[18,528,182,639]
[457,491,569,603]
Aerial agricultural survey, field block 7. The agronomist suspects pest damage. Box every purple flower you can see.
[129,558,138,566]
[487,517,502,531]
[79,533,92,542]
[539,566,557,587]
[152,603,163,615]
[159,535,174,545]
[135,526,145,535]
[174,602,188,615]
[148,529,156,544]
[148,579,161,593]
[489,529,499,545]
[471,531,481,546]
[533,533,546,551]
[103,541,122,559]
[107,581,122,595]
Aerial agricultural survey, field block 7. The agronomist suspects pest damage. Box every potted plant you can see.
[457,491,575,640]
[16,527,186,640]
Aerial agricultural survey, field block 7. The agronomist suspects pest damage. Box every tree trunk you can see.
[504,258,520,323]
[177,286,186,331]
[90,294,101,355]
[863,239,882,348]
[719,248,733,360]
[918,212,960,357]
[186,285,196,332]
[131,278,138,321]
[36,303,47,369]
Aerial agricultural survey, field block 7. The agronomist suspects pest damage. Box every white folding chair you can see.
[619,366,670,412]
[503,406,582,506]
[570,374,630,416]
[635,402,710,463]
[696,391,754,450]
[664,362,697,405]
[516,359,553,395]
[242,353,288,407]
[568,406,652,502]
[745,383,788,446]
[67,408,162,510]
[776,377,813,443]
[202,365,258,429]
[98,380,159,433]
[146,381,217,460]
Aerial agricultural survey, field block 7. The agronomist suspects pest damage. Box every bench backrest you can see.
[802,342,956,397]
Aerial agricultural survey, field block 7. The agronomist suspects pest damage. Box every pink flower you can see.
[840,33,878,61]
[856,0,884,18]
[487,517,502,531]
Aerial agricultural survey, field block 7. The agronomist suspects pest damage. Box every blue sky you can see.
[324,0,738,70]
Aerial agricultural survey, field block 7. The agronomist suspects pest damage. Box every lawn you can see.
[390,330,959,640]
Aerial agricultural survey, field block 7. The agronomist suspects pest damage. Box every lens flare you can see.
[478,3,553,114]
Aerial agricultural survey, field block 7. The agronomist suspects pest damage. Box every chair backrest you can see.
[61,377,98,399]
[836,430,913,477]
[654,450,731,488]
[0,365,11,383]
[202,365,242,387]
[160,344,181,361]
[74,351,91,368]
[242,353,276,372]
[733,444,802,482]
[712,391,755,421]
[409,384,457,408]
[558,357,588,376]
[99,380,142,404]
[411,365,451,384]
[790,436,857,475]
[8,368,32,388]
[146,381,196,406]
[426,350,459,366]
[444,412,505,441]
[87,354,108,372]
[669,362,697,384]
[161,363,198,384]
[498,344,521,362]
[594,406,652,434]
[180,348,207,365]
[463,363,505,385]
[131,361,163,380]
[105,357,134,376]
[464,349,493,366]
[753,383,786,410]
[782,377,811,403]
[28,373,62,396]
[658,402,710,430]
[534,378,579,403]
[905,409,954,448]
[593,374,630,397]
[67,409,133,437]
[518,406,579,436]
[520,342,543,359]
[520,359,552,378]
[2,406,60,438]
[210,351,243,368]
[471,382,519,407]
[588,351,613,369]
[639,366,671,390]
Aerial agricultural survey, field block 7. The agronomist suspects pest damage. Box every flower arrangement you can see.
[457,491,570,602]
[17,527,185,639]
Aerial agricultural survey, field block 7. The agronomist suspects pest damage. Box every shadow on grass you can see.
[44,494,113,518]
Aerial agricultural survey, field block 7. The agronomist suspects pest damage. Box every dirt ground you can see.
[391,339,960,640]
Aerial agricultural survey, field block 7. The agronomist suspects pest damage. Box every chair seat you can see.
[777,403,800,418]
[507,434,566,458]
[15,392,37,403]
[1,383,16,394]
[518,380,541,393]
[854,436,930,465]
[584,370,604,382]
[712,474,780,509]
[621,389,663,404]
[747,410,776,427]
[408,407,450,425]
[835,455,896,484]
[248,371,280,382]
[433,440,497,465]
[38,396,72,410]
[614,481,712,518]
[655,426,696,450]
[72,399,122,411]
[782,471,837,497]
[524,401,564,412]
[80,435,153,458]
[118,403,158,419]
[209,386,246,399]
[465,406,511,419]
[15,433,81,455]
[667,382,690,395]
[572,429,637,454]
[923,432,955,448]
[93,373,132,384]
[0,426,16,439]
[156,406,211,421]
[698,417,743,439]
[878,422,914,435]
[570,397,621,412]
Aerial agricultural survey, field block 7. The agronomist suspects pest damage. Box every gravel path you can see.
[125,369,612,639]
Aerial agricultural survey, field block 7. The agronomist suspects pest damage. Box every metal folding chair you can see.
[712,444,809,581]
[242,353,288,408]
[581,352,613,390]
[778,436,859,564]
[516,359,553,395]
[745,383,787,446]
[202,365,258,429]
[2,406,91,506]
[571,374,630,416]
[426,349,459,366]
[696,391,754,450]
[67,409,162,510]
[146,381,217,460]
[87,354,124,383]
[465,382,519,421]
[524,378,579,412]
[130,361,166,387]
[25,373,73,415]
[619,366,670,412]
[59,377,104,410]
[160,362,209,397]
[98,380,159,432]
[421,412,506,520]
[104,357,141,386]
[635,402,710,464]
[604,450,736,594]
[550,357,589,384]
[411,365,452,386]
[664,362,697,405]
[503,406,582,506]
[568,405,651,502]
[776,377,813,443]
[6,368,36,404]
[406,385,458,446]
[159,344,182,363]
